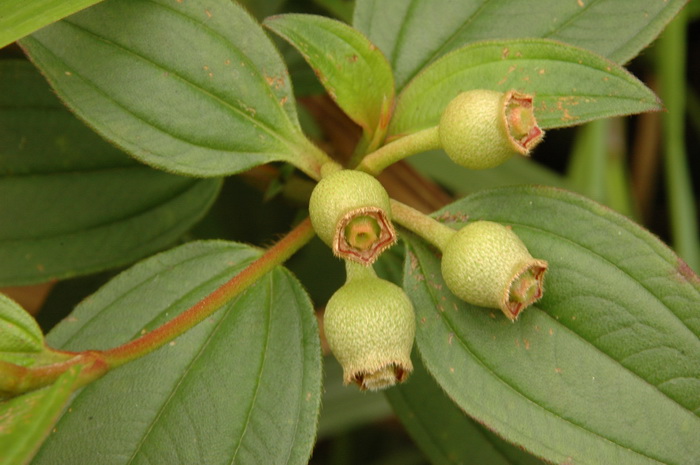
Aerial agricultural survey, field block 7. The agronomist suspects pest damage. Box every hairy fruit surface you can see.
[438,89,544,169]
[323,277,415,390]
[309,170,396,264]
[441,220,548,320]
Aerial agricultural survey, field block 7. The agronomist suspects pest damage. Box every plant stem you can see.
[390,199,456,251]
[102,217,316,367]
[0,351,108,396]
[357,127,441,175]
[567,120,607,204]
[604,118,637,220]
[295,137,338,181]
[344,260,377,282]
[348,96,393,168]
[658,8,700,271]
[2,213,317,397]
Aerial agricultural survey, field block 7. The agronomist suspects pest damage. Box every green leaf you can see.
[567,119,638,219]
[387,355,546,465]
[403,186,700,465]
[0,60,222,286]
[408,150,568,197]
[318,356,392,438]
[264,14,394,145]
[0,294,43,354]
[353,0,686,89]
[388,39,660,139]
[0,0,103,49]
[0,367,81,465]
[19,0,326,179]
[32,241,322,465]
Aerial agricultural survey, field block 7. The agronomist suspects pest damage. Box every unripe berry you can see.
[323,276,415,390]
[309,170,396,265]
[441,221,547,320]
[438,89,544,169]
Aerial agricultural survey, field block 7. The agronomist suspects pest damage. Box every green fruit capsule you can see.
[323,275,415,391]
[440,220,548,320]
[309,169,396,265]
[438,89,544,169]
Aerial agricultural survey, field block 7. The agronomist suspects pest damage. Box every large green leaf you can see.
[402,186,700,465]
[32,241,322,465]
[386,355,546,465]
[388,39,660,138]
[0,367,81,465]
[0,60,221,286]
[353,0,686,89]
[19,0,326,178]
[0,0,103,49]
[408,151,569,197]
[264,14,394,144]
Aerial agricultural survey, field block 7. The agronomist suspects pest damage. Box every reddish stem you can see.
[102,217,315,367]
[4,218,315,395]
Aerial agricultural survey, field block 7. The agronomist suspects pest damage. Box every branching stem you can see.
[103,218,315,367]
[390,199,456,251]
[4,218,316,395]
[358,127,441,175]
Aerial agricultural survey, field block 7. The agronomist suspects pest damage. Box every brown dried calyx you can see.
[323,263,415,391]
[438,89,545,170]
[309,169,397,265]
[504,91,544,152]
[335,209,396,265]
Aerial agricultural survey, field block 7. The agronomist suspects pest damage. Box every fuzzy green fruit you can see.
[309,170,396,264]
[441,220,548,320]
[323,277,415,390]
[438,89,544,169]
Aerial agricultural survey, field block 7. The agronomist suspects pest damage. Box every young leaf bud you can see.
[438,89,544,169]
[440,221,548,320]
[323,274,415,391]
[309,170,397,265]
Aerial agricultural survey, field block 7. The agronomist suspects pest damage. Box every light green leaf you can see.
[20,0,326,179]
[388,39,660,139]
[265,14,394,145]
[0,294,43,354]
[32,241,322,465]
[403,186,700,465]
[0,0,103,49]
[0,60,222,286]
[353,0,686,89]
[387,355,546,465]
[0,367,81,465]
